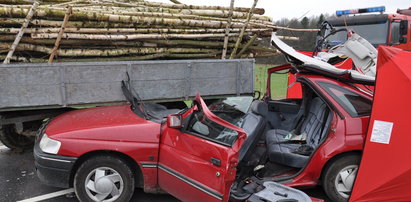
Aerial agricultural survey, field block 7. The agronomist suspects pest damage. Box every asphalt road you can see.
[0,144,329,202]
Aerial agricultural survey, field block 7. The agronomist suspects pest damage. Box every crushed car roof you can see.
[271,33,375,85]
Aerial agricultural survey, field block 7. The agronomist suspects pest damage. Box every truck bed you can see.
[0,59,254,111]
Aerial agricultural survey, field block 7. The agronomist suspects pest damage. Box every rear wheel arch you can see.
[320,150,362,183]
[69,150,144,189]
[320,151,362,202]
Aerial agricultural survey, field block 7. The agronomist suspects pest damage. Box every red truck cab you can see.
[287,7,411,99]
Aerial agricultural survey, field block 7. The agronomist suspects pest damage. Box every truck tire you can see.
[74,155,135,202]
[0,125,34,150]
[323,154,360,202]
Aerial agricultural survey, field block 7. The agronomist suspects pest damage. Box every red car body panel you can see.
[45,104,163,192]
[158,94,246,202]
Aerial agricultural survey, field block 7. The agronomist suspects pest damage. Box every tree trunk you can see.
[236,34,257,58]
[221,0,234,59]
[230,0,258,59]
[125,1,265,15]
[0,18,135,28]
[7,43,218,57]
[0,27,271,34]
[31,32,242,40]
[3,1,38,64]
[49,6,72,63]
[169,0,182,4]
[0,6,254,29]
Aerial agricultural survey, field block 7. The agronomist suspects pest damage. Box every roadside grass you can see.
[254,64,288,99]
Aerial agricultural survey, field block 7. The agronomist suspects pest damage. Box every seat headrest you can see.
[250,100,268,117]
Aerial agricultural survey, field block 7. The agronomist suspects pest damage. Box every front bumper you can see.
[34,143,77,188]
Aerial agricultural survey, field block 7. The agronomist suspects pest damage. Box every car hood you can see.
[45,105,161,143]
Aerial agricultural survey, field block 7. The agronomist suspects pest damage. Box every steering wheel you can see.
[313,21,349,56]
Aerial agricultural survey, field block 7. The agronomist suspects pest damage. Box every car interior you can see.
[230,83,334,199]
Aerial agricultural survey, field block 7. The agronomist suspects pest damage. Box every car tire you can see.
[0,125,34,150]
[74,155,135,202]
[323,154,360,202]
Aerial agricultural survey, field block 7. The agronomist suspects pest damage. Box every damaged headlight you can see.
[39,133,61,154]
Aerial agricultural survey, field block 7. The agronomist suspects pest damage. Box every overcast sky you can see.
[151,0,410,20]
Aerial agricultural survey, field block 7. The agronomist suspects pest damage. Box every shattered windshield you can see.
[325,22,389,47]
[186,96,253,146]
[207,96,253,127]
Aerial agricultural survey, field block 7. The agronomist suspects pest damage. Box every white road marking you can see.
[0,145,9,150]
[17,188,74,202]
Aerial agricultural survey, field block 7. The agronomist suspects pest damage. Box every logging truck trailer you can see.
[0,59,254,150]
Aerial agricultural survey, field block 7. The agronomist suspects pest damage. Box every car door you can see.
[158,94,247,202]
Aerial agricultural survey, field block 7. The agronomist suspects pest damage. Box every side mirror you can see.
[167,114,182,129]
[400,20,408,36]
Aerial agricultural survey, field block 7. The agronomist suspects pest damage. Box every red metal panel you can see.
[350,46,411,201]
[158,94,245,202]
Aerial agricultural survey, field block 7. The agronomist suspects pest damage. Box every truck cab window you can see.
[391,21,400,45]
[326,21,389,47]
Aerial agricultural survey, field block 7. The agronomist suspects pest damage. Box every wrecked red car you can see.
[34,33,378,202]
[34,60,373,202]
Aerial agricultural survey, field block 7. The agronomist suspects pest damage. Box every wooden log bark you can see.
[0,35,278,53]
[0,0,285,62]
[0,0,31,4]
[0,35,144,46]
[0,27,271,34]
[0,6,253,29]
[0,18,147,28]
[3,1,38,64]
[169,0,182,4]
[30,32,243,40]
[143,40,278,53]
[248,21,320,32]
[48,6,72,63]
[52,0,86,7]
[5,43,218,57]
[46,5,271,21]
[125,1,265,15]
[235,34,257,58]
[254,52,280,58]
[4,52,219,63]
[222,0,234,59]
[230,0,258,59]
[0,54,30,62]
[165,53,217,58]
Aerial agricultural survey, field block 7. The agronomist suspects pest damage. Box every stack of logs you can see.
[0,0,298,63]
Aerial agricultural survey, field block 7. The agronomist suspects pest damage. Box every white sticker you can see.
[370,120,394,144]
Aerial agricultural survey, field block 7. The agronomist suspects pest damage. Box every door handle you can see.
[210,157,221,167]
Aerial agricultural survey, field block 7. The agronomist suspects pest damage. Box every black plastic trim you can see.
[34,143,77,188]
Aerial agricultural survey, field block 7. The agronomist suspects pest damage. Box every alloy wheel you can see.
[84,167,124,202]
[334,164,358,198]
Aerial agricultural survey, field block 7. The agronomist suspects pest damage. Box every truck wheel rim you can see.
[84,167,124,202]
[334,165,358,198]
